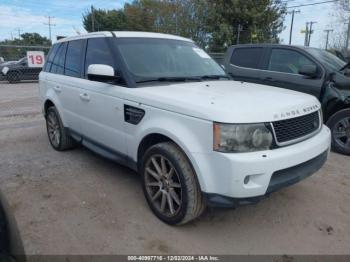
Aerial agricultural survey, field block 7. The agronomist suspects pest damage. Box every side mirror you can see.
[298,65,318,78]
[87,64,120,83]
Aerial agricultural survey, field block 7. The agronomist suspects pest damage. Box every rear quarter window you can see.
[230,47,264,69]
[50,43,67,75]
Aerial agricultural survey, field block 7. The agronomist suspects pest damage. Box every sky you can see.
[0,0,341,48]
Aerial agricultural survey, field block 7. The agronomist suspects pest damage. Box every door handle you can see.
[79,93,90,102]
[53,86,61,93]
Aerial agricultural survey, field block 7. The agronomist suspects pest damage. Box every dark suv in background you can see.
[223,44,350,155]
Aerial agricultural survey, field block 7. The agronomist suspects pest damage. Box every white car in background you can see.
[39,31,331,224]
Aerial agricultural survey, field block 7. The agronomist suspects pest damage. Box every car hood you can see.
[122,80,320,123]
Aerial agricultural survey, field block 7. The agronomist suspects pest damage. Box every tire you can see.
[326,108,350,155]
[7,71,20,83]
[141,142,205,225]
[46,106,77,151]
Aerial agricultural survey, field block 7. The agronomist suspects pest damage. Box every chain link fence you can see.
[0,45,50,83]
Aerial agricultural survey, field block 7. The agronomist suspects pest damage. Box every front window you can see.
[268,48,316,74]
[306,48,346,72]
[114,38,226,83]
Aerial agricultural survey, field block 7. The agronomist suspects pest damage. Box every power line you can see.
[287,0,339,9]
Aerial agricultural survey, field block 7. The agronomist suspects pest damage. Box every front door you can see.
[78,37,127,156]
[261,48,324,99]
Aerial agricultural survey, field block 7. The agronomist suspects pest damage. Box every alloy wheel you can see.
[144,155,182,217]
[333,117,350,150]
[47,111,61,148]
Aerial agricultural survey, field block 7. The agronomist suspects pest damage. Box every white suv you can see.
[39,32,331,224]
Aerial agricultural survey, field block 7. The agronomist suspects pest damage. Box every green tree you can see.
[19,33,52,46]
[206,0,286,51]
[124,0,209,48]
[80,0,286,52]
[83,7,127,32]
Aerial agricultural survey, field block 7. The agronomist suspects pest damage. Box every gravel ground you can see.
[0,82,349,255]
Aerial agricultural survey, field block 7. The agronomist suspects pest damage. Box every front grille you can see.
[272,111,320,145]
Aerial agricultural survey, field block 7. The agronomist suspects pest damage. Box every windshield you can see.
[115,38,226,83]
[306,48,346,72]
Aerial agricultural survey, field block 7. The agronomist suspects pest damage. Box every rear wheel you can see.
[46,106,76,151]
[327,109,350,155]
[141,142,205,225]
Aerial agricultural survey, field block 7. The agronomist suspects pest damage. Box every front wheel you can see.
[327,109,350,155]
[141,142,205,225]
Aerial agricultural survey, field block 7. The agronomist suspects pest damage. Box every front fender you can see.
[126,106,212,191]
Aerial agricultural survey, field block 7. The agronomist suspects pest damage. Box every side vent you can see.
[124,105,145,125]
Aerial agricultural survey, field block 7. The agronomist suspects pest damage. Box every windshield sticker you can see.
[192,48,211,59]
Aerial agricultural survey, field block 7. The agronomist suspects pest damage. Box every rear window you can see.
[230,47,264,69]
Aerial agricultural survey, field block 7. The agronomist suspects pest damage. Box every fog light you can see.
[244,176,250,184]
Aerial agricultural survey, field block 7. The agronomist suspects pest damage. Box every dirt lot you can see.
[0,82,349,255]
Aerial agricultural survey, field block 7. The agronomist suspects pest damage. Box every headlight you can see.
[213,123,273,153]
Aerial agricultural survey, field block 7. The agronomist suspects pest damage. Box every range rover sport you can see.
[39,32,331,224]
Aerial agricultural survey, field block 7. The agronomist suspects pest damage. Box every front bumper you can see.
[192,125,331,202]
[203,150,328,207]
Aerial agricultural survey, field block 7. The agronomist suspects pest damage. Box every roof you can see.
[56,31,193,43]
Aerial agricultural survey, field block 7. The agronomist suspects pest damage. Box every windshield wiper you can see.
[136,76,202,84]
[199,75,230,80]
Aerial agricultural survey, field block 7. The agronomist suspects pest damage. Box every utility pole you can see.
[307,21,317,46]
[174,0,178,34]
[324,29,333,50]
[287,9,300,45]
[304,22,309,46]
[10,32,13,41]
[17,28,21,40]
[91,5,95,32]
[237,24,243,44]
[44,16,56,44]
[345,17,350,51]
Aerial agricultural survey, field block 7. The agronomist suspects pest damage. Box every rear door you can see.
[260,47,324,98]
[60,39,86,135]
[43,42,73,127]
[225,46,266,84]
